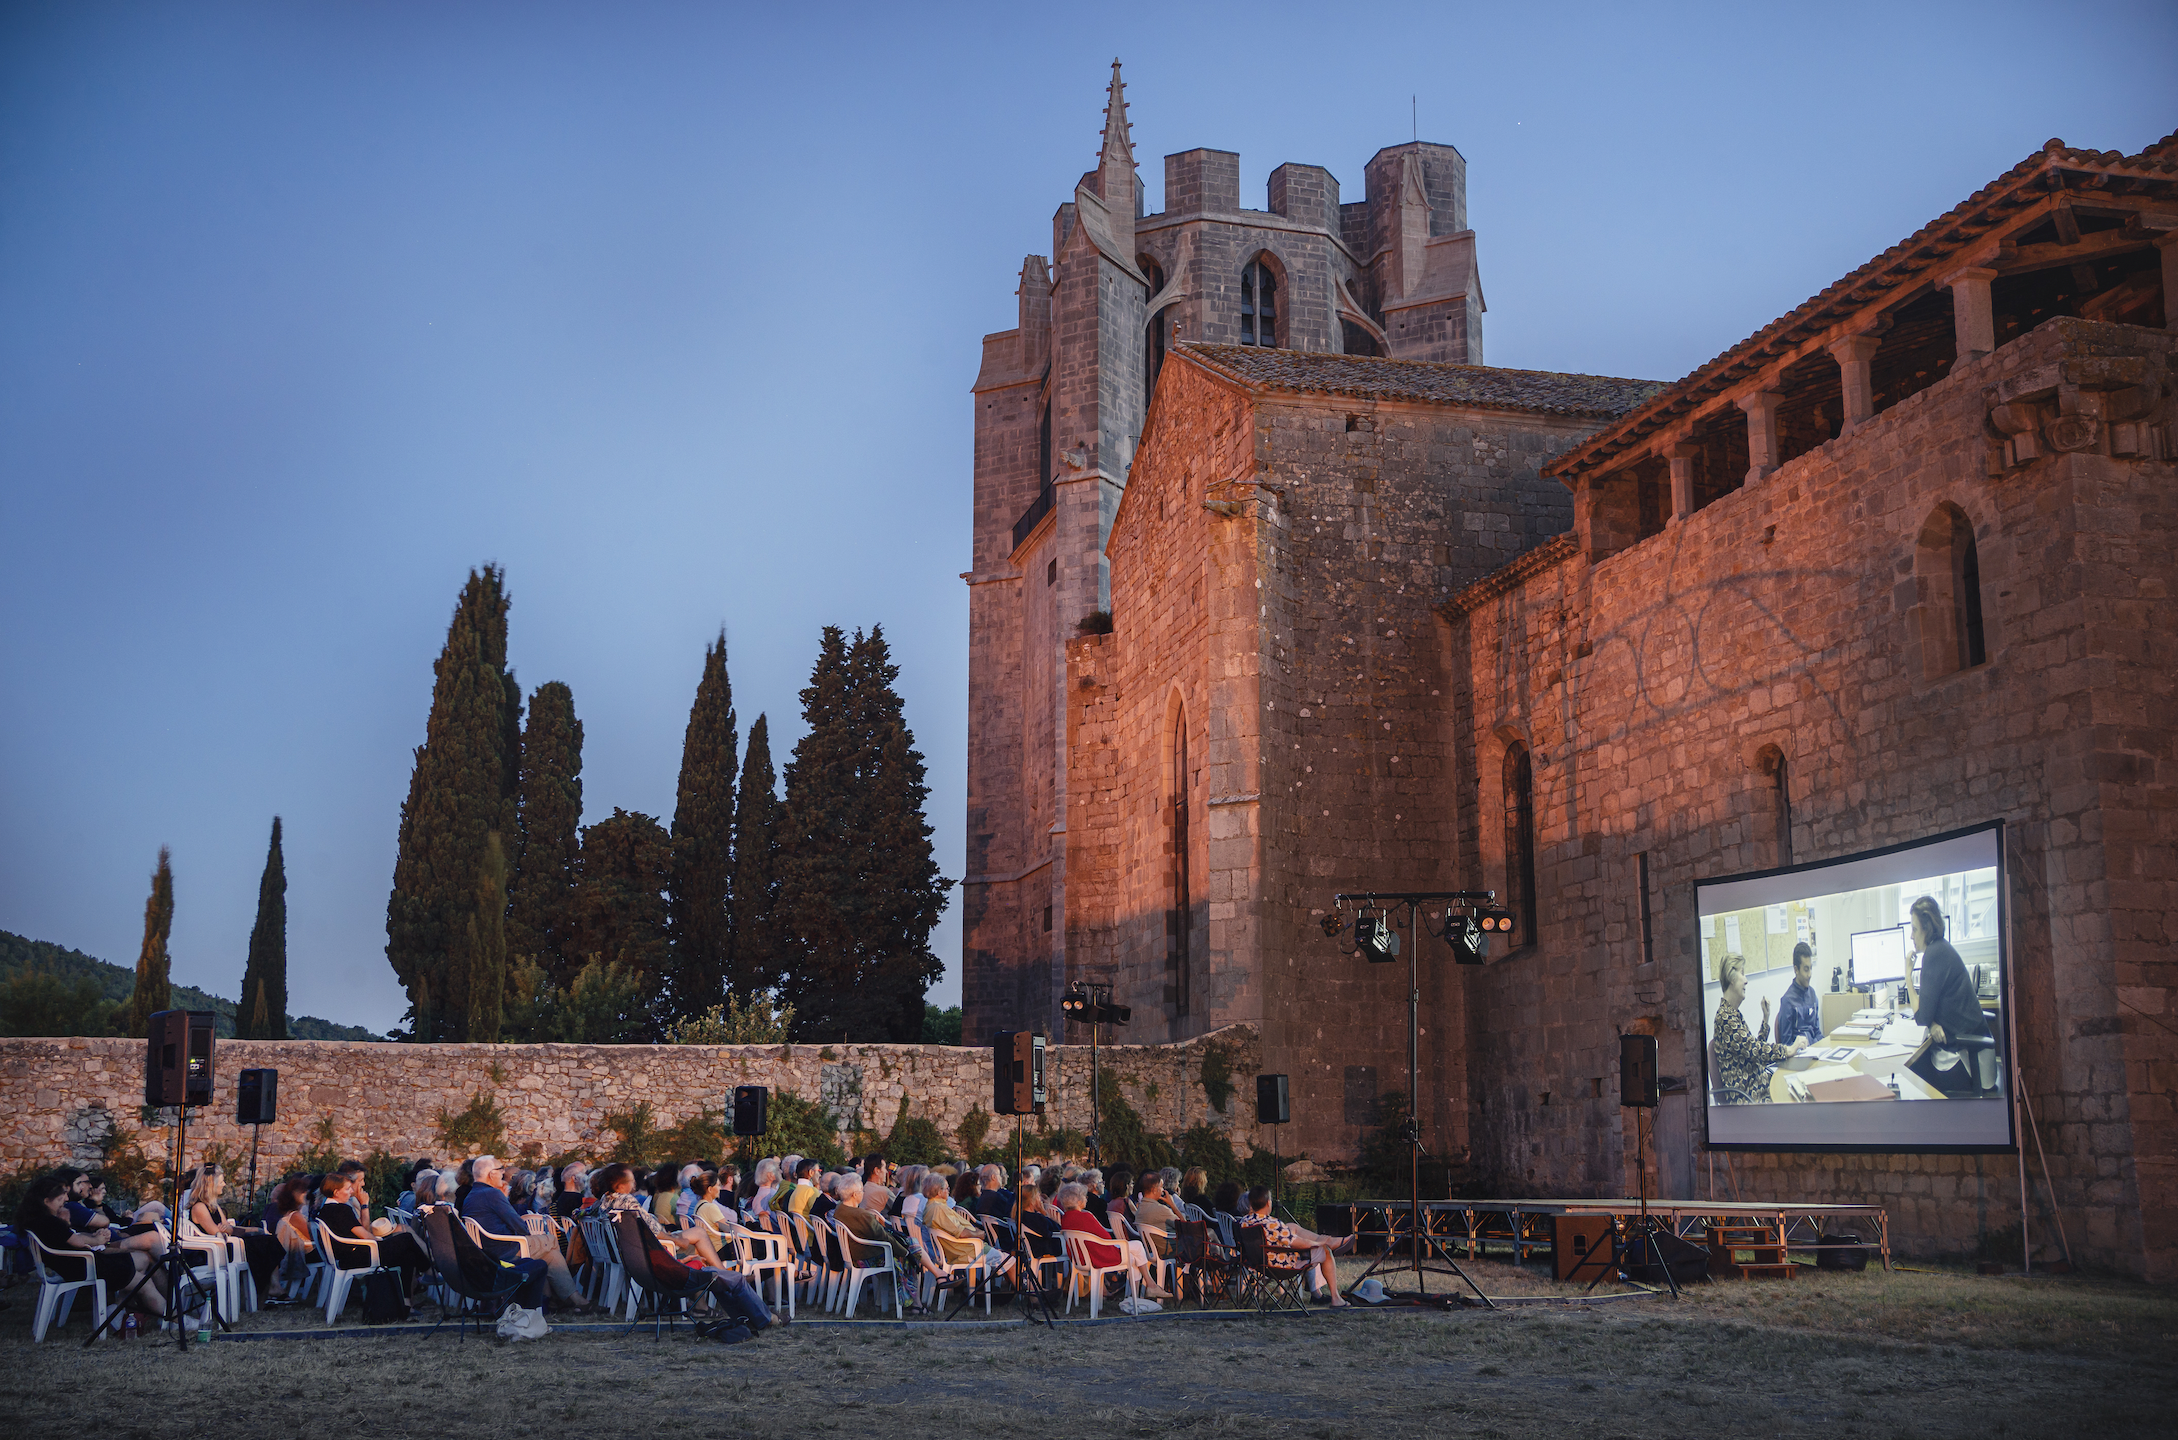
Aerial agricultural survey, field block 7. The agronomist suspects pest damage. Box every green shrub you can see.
[956,1104,992,1159]
[1176,1123,1244,1184]
[1198,1043,1235,1114]
[292,1113,343,1177]
[433,1091,508,1157]
[1095,1089,1177,1173]
[661,1107,729,1165]
[602,1100,666,1166]
[880,1096,949,1168]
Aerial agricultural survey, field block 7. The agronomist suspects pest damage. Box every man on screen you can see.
[1773,942,1823,1047]
[1903,896,1988,1094]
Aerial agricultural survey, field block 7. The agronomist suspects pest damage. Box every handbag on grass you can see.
[496,1303,549,1340]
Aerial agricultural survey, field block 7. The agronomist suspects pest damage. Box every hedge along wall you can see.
[0,1023,1265,1180]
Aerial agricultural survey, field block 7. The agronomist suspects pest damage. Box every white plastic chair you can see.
[832,1220,903,1319]
[1126,1215,1176,1297]
[731,1223,794,1318]
[28,1233,107,1341]
[1061,1228,1137,1319]
[921,1216,999,1314]
[579,1213,624,1312]
[155,1223,225,1332]
[178,1213,252,1320]
[312,1219,388,1323]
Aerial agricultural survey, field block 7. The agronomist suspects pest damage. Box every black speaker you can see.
[145,1010,216,1107]
[236,1067,278,1126]
[732,1085,769,1137]
[1620,1033,1659,1108]
[993,1030,1047,1116]
[1256,1073,1290,1125]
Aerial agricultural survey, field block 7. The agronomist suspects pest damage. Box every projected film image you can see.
[1696,823,2012,1151]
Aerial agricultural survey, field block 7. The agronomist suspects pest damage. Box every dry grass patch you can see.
[1,1261,2171,1439]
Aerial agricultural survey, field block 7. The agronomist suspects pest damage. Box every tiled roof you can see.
[1442,534,1576,616]
[1543,133,2178,480]
[1179,344,1664,420]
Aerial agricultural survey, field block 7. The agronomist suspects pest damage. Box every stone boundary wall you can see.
[1,1025,1265,1180]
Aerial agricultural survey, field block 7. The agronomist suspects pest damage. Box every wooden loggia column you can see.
[1943,266,1998,359]
[1667,442,1699,525]
[1738,390,1784,484]
[1828,333,1882,435]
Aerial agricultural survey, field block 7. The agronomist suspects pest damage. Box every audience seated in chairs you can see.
[16,1174,169,1327]
[394,1159,434,1214]
[973,1164,1015,1222]
[1238,1185,1353,1306]
[921,1171,1013,1279]
[548,1162,590,1220]
[318,1170,427,1298]
[1211,1180,1244,1219]
[1179,1167,1209,1215]
[266,1177,316,1297]
[1131,1171,1179,1260]
[1055,1180,1172,1308]
[186,1163,285,1303]
[594,1163,782,1340]
[458,1155,559,1312]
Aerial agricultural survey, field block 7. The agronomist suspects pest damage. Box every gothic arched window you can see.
[1502,742,1537,946]
[1240,258,1279,347]
[1912,503,1989,678]
[1167,704,1191,1019]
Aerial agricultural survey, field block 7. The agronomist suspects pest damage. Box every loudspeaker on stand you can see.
[992,1030,1046,1116]
[236,1068,278,1126]
[732,1085,769,1137]
[1256,1073,1290,1126]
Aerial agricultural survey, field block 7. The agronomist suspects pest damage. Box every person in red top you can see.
[1055,1181,1172,1306]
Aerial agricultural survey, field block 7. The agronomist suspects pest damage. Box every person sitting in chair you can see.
[1055,1181,1171,1308]
[1773,942,1823,1047]
[318,1170,428,1295]
[1903,895,1990,1094]
[1240,1185,1353,1305]
[461,1155,580,1312]
[1712,954,1805,1101]
[595,1162,780,1338]
[16,1175,169,1324]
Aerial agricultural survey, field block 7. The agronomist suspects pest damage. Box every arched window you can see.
[1502,743,1537,946]
[1240,258,1279,348]
[1167,705,1191,1019]
[1912,504,1989,677]
[1756,745,1793,869]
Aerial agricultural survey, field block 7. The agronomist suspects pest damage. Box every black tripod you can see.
[945,1114,1055,1325]
[86,1104,230,1348]
[1335,892,1495,1309]
[1585,1105,1681,1298]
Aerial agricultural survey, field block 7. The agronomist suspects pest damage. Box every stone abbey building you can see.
[962,67,2178,1277]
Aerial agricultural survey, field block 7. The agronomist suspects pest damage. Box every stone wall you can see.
[0,1024,1266,1181]
[1443,317,2178,1277]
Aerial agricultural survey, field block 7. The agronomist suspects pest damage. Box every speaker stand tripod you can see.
[1585,1105,1680,1298]
[86,1104,231,1349]
[944,1114,1054,1326]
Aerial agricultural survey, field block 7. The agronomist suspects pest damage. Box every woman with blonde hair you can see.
[1055,1181,1171,1311]
[186,1164,286,1301]
[1711,954,1805,1102]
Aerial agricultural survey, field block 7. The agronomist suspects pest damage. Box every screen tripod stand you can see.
[86,1104,230,1348]
[1585,1104,1680,1298]
[944,1113,1055,1325]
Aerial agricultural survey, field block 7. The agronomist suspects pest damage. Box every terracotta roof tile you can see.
[1178,344,1664,420]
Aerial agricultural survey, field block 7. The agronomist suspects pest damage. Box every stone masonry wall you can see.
[0,1025,1267,1182]
[1444,317,2178,1277]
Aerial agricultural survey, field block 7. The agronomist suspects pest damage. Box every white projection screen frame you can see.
[1695,821,2016,1153]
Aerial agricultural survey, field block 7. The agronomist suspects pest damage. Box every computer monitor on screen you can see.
[1850,926,1909,987]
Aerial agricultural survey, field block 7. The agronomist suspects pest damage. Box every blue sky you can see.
[1,1,2169,1032]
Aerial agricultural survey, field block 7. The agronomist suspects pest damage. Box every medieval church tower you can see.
[962,64,1488,1045]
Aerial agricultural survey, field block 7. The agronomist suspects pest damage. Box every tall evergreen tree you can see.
[777,626,949,1042]
[123,846,176,1038]
[667,633,737,1020]
[728,712,783,1002]
[384,565,522,1041]
[458,831,510,1042]
[237,817,288,1040]
[508,681,584,989]
[571,808,674,1029]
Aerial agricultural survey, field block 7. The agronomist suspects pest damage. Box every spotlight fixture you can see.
[1059,986,1130,1025]
[1319,911,1345,939]
[1449,910,1487,964]
[1356,911,1401,962]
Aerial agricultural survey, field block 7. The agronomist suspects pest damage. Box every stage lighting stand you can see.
[1061,981,1124,1166]
[1329,889,1500,1309]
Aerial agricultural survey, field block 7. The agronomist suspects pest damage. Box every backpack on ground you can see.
[361,1270,411,1324]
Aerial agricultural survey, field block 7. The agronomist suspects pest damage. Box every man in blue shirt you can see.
[460,1155,550,1308]
[1774,942,1823,1047]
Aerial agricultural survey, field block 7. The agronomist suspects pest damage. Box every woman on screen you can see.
[1712,954,1805,1102]
[1903,895,1987,1094]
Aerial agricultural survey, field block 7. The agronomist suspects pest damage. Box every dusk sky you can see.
[2,1,2168,1034]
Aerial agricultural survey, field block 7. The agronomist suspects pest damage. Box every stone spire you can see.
[1096,59,1136,202]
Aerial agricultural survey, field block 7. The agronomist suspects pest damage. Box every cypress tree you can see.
[508,681,584,989]
[123,847,176,1038]
[728,712,782,1002]
[237,817,288,1040]
[570,808,674,1029]
[777,626,949,1041]
[667,633,737,1020]
[385,565,522,1041]
[458,831,510,1042]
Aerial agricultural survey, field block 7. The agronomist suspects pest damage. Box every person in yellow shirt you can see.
[919,1172,1014,1284]
[784,1159,822,1216]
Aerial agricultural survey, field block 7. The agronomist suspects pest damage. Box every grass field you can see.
[3,1256,2173,1438]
